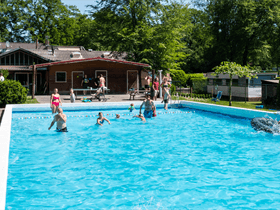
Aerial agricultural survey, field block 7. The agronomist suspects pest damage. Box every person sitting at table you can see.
[81,74,89,95]
[50,88,62,114]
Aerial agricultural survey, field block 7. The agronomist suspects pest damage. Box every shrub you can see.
[277,82,280,106]
[276,77,280,81]
[0,80,28,106]
[170,84,176,94]
[0,69,9,78]
[170,69,187,87]
[265,96,276,106]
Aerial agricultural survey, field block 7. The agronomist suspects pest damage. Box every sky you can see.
[61,0,193,14]
[61,0,96,14]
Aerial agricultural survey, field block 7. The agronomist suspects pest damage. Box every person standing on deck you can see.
[99,74,106,94]
[48,108,67,132]
[94,75,100,88]
[139,95,155,118]
[50,88,62,114]
[0,73,4,82]
[81,75,89,95]
[152,78,159,101]
[144,76,151,93]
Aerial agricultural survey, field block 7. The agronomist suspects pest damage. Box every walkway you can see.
[35,94,161,104]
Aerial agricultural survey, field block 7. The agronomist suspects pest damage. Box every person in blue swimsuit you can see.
[96,112,111,126]
[139,95,155,118]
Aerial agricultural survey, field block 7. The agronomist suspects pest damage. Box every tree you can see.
[88,1,190,72]
[193,0,280,70]
[212,61,259,106]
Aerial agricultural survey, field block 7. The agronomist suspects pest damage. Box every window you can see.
[56,72,67,82]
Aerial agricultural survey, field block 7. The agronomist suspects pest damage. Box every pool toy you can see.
[256,105,264,109]
[251,117,280,133]
[82,97,91,102]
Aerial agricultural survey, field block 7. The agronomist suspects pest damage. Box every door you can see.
[72,71,84,89]
[16,73,28,86]
[127,70,138,92]
[95,70,107,88]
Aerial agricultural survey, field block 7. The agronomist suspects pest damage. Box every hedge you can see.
[173,92,212,99]
[0,79,28,106]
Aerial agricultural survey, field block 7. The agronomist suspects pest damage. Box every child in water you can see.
[70,88,75,103]
[152,106,157,117]
[116,114,120,119]
[133,114,146,122]
[128,103,135,112]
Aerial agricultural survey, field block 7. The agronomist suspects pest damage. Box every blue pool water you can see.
[6,108,280,209]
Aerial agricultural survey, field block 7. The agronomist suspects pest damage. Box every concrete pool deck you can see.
[1,101,280,209]
[35,94,149,104]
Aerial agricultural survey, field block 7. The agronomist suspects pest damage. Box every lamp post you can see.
[158,70,163,98]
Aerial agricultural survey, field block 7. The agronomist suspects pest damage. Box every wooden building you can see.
[33,57,150,94]
[0,41,151,94]
[261,80,279,103]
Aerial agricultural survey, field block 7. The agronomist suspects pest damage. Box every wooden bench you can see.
[128,89,150,100]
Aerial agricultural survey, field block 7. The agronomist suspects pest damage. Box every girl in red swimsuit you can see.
[50,88,62,114]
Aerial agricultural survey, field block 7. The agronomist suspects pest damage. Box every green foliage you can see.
[275,77,280,81]
[212,61,260,106]
[0,80,28,105]
[185,73,205,87]
[0,69,9,78]
[170,69,188,86]
[170,84,176,94]
[192,77,207,94]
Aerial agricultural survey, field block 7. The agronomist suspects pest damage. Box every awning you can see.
[31,57,151,68]
[0,65,32,71]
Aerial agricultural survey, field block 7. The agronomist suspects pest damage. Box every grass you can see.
[172,96,278,112]
[24,96,39,104]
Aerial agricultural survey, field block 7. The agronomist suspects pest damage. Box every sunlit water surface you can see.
[6,108,280,209]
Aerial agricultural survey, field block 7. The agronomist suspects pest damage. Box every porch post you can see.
[158,70,163,98]
[32,65,36,99]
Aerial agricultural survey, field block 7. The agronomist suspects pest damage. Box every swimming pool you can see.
[3,102,280,209]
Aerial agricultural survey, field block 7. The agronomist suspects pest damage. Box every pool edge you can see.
[0,105,12,209]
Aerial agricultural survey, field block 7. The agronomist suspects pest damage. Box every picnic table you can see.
[73,88,110,100]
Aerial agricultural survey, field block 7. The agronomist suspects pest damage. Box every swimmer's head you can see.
[116,114,120,118]
[98,112,103,117]
[54,88,58,93]
[139,114,143,117]
[147,95,151,100]
[130,103,134,107]
[57,108,63,113]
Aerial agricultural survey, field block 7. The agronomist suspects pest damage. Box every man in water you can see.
[48,108,67,132]
[139,95,155,118]
[97,112,111,126]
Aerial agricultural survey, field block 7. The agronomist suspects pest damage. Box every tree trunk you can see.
[229,74,232,106]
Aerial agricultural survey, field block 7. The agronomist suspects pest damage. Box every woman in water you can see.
[96,112,111,126]
[50,88,62,114]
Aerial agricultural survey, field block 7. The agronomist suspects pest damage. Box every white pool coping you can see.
[1,100,280,209]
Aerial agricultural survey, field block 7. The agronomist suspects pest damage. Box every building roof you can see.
[0,65,31,71]
[33,57,151,68]
[261,80,279,84]
[0,48,51,61]
[0,42,45,50]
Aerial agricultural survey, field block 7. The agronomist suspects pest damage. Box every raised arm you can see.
[59,113,67,123]
[104,117,111,124]
[48,118,56,130]
[139,100,145,114]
